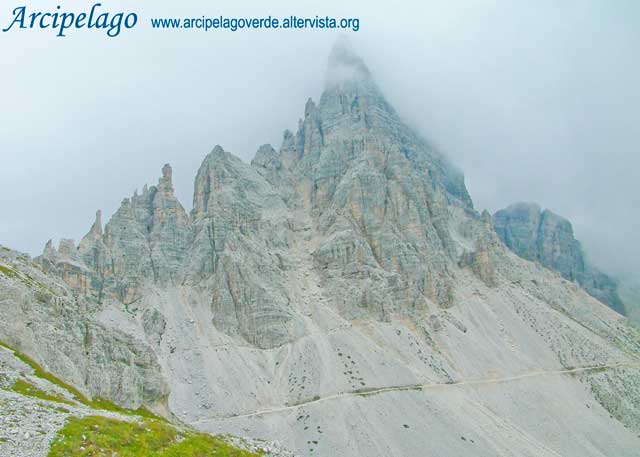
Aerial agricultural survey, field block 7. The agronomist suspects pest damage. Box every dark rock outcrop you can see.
[493,202,625,315]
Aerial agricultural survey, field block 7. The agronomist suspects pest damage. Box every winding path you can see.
[190,361,639,425]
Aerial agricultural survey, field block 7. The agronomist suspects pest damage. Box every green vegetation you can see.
[0,341,161,420]
[10,378,74,405]
[48,416,260,457]
[0,342,85,401]
[84,397,164,421]
[0,262,55,294]
[0,264,17,278]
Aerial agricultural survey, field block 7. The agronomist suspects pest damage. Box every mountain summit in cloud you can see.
[1,42,640,457]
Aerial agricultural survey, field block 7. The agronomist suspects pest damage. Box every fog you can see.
[1,0,638,281]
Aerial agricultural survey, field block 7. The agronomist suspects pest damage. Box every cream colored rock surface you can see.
[1,41,639,456]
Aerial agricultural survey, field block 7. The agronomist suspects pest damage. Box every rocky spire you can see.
[58,239,80,261]
[277,38,472,209]
[321,37,393,121]
[91,210,103,237]
[252,144,280,170]
[209,145,226,159]
[325,36,372,90]
[192,145,229,218]
[42,239,56,259]
[79,210,104,254]
[158,163,174,195]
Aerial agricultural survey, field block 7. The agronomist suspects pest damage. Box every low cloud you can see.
[0,0,637,282]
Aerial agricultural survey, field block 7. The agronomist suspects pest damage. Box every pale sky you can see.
[1,0,638,281]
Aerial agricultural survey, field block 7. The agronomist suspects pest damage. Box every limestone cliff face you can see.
[37,41,479,347]
[10,42,640,457]
[37,43,629,347]
[41,164,192,305]
[493,202,625,315]
[188,145,301,348]
[276,41,473,318]
[33,43,631,357]
[0,247,167,410]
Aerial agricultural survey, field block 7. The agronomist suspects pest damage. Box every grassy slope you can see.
[10,379,75,406]
[48,416,260,457]
[1,258,265,456]
[0,342,161,420]
[0,343,262,456]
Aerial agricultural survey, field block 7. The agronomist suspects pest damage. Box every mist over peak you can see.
[1,1,638,300]
[325,36,372,88]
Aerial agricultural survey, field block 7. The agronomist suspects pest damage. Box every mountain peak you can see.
[320,38,398,126]
[158,163,174,194]
[210,144,225,156]
[326,37,371,88]
[504,201,542,213]
[252,143,279,169]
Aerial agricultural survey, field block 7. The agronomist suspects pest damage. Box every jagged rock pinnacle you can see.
[192,145,227,218]
[253,144,277,163]
[304,98,317,116]
[252,144,283,175]
[319,38,398,131]
[159,163,174,194]
[43,239,56,258]
[326,37,371,88]
[57,239,78,260]
[94,210,103,235]
[78,209,104,253]
[210,145,225,157]
[162,163,172,180]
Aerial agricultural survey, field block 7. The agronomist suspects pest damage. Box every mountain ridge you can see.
[493,201,627,316]
[2,41,640,457]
